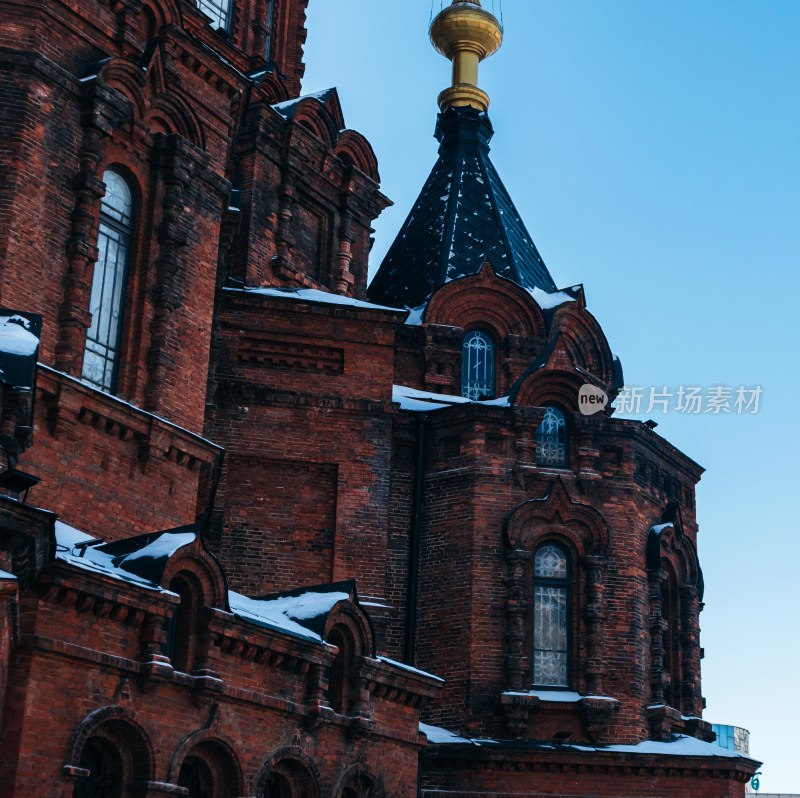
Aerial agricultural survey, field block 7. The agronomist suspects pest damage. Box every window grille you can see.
[73,738,122,798]
[178,757,213,798]
[461,330,494,400]
[81,170,133,392]
[532,543,570,687]
[264,0,275,60]
[196,0,232,32]
[535,406,568,467]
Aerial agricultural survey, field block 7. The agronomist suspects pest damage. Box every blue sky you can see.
[302,2,800,791]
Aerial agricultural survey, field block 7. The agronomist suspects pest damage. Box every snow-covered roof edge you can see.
[419,724,751,760]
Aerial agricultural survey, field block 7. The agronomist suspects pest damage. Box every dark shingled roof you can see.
[367,106,557,308]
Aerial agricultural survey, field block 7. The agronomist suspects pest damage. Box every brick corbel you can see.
[579,695,619,743]
[500,691,540,737]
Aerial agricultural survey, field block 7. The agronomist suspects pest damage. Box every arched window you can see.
[196,0,233,31]
[532,542,570,687]
[461,330,494,400]
[327,624,355,715]
[535,406,568,467]
[177,742,241,798]
[166,573,199,673]
[82,170,133,393]
[73,737,123,798]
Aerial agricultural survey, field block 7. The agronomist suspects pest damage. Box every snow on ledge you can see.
[528,286,577,311]
[420,722,468,744]
[418,724,745,759]
[393,385,511,413]
[225,286,401,313]
[374,656,445,683]
[228,589,349,644]
[0,314,39,357]
[650,522,674,535]
[501,689,618,703]
[54,521,194,592]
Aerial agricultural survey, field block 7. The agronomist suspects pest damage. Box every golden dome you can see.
[429,0,503,111]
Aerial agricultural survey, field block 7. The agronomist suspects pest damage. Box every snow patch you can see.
[228,589,348,643]
[650,523,674,535]
[420,723,468,744]
[404,304,427,326]
[375,656,445,682]
[225,286,401,313]
[528,287,576,310]
[53,522,194,591]
[393,385,510,413]
[0,315,39,356]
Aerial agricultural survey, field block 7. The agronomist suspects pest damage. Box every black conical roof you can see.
[367,106,557,308]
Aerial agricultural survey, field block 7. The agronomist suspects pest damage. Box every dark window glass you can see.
[178,757,213,798]
[82,170,133,392]
[73,737,122,798]
[265,772,291,798]
[535,406,568,467]
[461,330,494,400]
[663,575,682,709]
[264,0,275,59]
[532,543,570,687]
[196,0,232,31]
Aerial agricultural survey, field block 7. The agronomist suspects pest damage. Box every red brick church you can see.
[0,0,758,795]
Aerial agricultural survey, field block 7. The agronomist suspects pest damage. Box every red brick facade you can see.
[0,0,758,796]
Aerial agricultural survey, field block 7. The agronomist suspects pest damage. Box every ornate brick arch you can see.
[323,599,375,658]
[512,363,587,412]
[332,761,383,798]
[291,97,341,148]
[64,704,156,780]
[335,130,380,182]
[550,303,616,389]
[161,541,228,611]
[140,0,184,29]
[504,478,609,556]
[166,728,244,793]
[255,745,326,798]
[645,503,702,594]
[145,94,206,149]
[425,261,546,338]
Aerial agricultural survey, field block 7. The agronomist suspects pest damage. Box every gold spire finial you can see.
[429,0,503,112]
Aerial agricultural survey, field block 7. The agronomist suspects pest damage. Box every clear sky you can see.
[302,2,800,791]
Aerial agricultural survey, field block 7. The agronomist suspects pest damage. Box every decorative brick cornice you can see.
[37,365,221,470]
[422,743,759,780]
[359,657,442,709]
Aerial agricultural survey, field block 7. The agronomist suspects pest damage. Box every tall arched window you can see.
[166,573,199,673]
[82,170,133,393]
[461,330,494,400]
[196,0,233,31]
[532,542,570,687]
[535,406,568,467]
